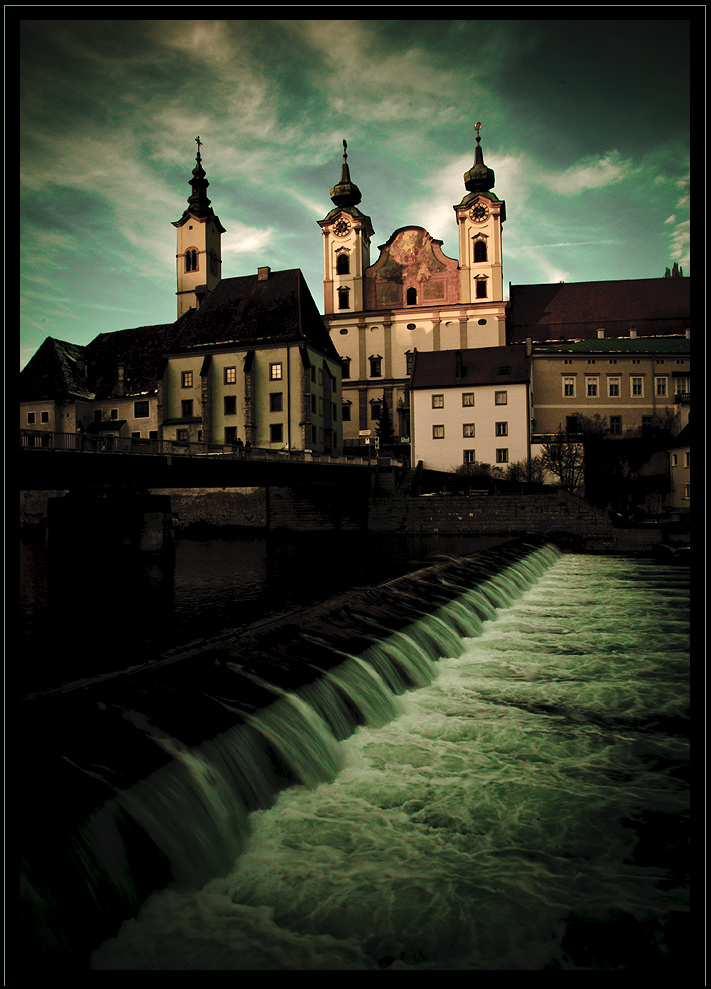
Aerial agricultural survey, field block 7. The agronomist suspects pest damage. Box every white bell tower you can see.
[317,141,374,315]
[454,122,506,305]
[172,137,226,319]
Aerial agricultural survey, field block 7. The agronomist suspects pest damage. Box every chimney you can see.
[685,329,690,339]
[258,266,271,281]
[629,329,637,339]
[597,329,605,339]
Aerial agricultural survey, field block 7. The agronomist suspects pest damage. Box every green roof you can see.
[532,336,690,356]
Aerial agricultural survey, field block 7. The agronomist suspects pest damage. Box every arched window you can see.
[337,287,350,310]
[185,249,198,272]
[474,239,487,263]
[406,287,417,305]
[476,280,487,299]
[336,253,350,275]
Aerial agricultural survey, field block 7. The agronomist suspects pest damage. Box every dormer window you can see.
[336,253,350,275]
[185,249,198,272]
[406,287,418,305]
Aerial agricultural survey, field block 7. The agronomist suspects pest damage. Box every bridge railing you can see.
[20,431,387,467]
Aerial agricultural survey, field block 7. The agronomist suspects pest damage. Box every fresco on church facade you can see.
[365,227,461,310]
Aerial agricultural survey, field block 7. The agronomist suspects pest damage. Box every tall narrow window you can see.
[337,287,350,310]
[476,280,487,299]
[369,356,382,378]
[185,249,198,272]
[474,239,487,262]
[336,253,350,275]
[406,287,418,305]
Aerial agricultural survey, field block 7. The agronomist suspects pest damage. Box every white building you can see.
[410,345,530,474]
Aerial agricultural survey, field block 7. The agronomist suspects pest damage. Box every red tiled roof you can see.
[507,278,690,343]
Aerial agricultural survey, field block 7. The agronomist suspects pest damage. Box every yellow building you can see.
[530,335,690,440]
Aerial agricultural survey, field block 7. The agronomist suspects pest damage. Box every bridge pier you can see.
[47,487,173,556]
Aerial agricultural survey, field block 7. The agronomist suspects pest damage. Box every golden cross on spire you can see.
[195,135,202,157]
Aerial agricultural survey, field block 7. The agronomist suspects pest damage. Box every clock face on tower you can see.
[469,204,489,222]
[333,218,351,236]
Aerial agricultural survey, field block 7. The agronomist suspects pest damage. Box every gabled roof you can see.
[410,345,529,390]
[168,269,340,360]
[19,337,93,402]
[507,278,690,343]
[87,322,178,398]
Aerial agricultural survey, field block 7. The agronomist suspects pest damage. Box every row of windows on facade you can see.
[336,279,489,310]
[343,355,509,379]
[179,364,332,388]
[334,240,488,277]
[184,249,219,276]
[562,375,690,398]
[176,395,338,418]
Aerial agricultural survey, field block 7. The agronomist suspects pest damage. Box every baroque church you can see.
[21,127,690,482]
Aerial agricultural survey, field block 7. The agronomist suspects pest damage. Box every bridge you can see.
[19,430,384,491]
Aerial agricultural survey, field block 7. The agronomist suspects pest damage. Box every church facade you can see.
[318,129,507,447]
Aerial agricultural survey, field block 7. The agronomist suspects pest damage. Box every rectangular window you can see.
[497,366,511,376]
[270,423,283,444]
[40,410,50,423]
[224,366,237,384]
[134,401,149,418]
[655,377,668,397]
[462,393,474,407]
[684,451,690,468]
[608,377,620,397]
[563,376,576,397]
[405,352,415,375]
[631,376,644,397]
[432,394,444,409]
[181,371,193,388]
[270,393,283,412]
[494,391,507,405]
[224,396,236,415]
[642,416,653,430]
[342,360,351,380]
[369,357,382,377]
[109,408,118,420]
[671,453,678,467]
[674,376,690,396]
[311,395,317,413]
[342,405,351,421]
[181,400,193,417]
[27,412,36,424]
[683,484,690,499]
[463,450,476,463]
[269,363,283,381]
[586,377,599,397]
[463,423,475,438]
[312,425,318,444]
[495,422,508,436]
[433,425,445,439]
[370,403,381,421]
[177,428,188,442]
[496,448,509,463]
[609,416,622,435]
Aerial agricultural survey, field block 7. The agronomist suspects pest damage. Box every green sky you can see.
[19,16,692,369]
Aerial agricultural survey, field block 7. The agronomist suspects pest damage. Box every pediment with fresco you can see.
[364,227,461,310]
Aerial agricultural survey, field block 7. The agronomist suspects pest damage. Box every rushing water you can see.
[89,550,689,971]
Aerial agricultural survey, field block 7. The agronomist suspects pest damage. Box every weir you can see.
[20,538,562,970]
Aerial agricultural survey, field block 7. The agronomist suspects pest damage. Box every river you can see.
[82,548,689,971]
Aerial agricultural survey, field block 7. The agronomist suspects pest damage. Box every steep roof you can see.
[86,322,179,398]
[19,337,93,401]
[507,278,690,343]
[411,344,529,390]
[168,269,340,360]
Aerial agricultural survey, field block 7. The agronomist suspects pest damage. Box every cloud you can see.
[543,152,634,196]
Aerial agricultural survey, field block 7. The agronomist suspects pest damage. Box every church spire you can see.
[463,122,496,195]
[174,136,221,225]
[330,139,363,208]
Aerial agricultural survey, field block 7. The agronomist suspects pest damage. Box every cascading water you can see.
[21,544,690,970]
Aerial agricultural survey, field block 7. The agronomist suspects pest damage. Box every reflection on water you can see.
[19,529,507,694]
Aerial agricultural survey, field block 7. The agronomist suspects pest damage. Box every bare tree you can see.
[539,431,585,492]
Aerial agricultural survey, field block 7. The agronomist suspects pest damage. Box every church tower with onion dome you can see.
[173,137,226,318]
[317,141,374,315]
[453,122,506,306]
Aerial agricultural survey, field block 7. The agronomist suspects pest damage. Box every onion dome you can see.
[174,137,224,229]
[463,122,496,194]
[330,140,363,208]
